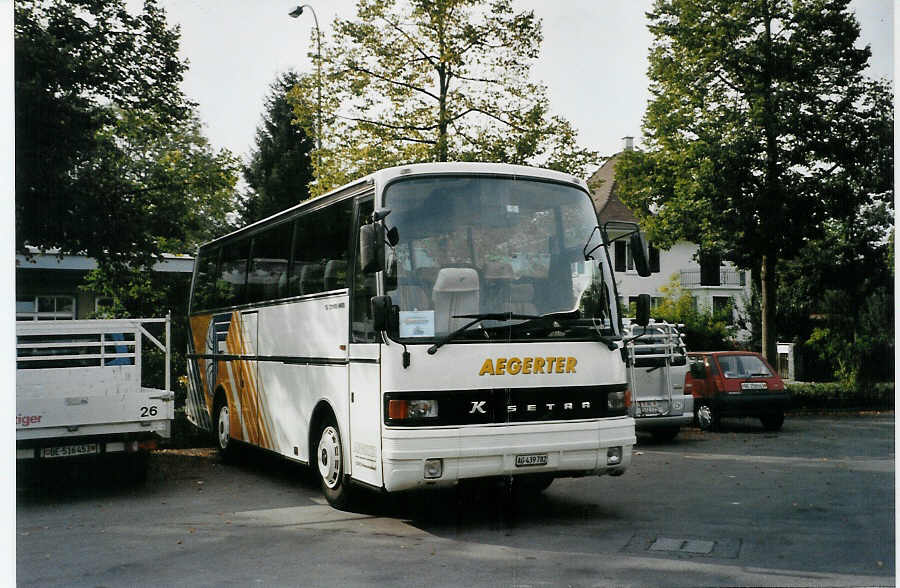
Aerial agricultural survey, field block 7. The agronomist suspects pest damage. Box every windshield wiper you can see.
[427,310,619,354]
[427,312,540,355]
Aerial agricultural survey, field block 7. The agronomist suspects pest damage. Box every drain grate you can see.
[650,537,716,555]
[623,534,742,559]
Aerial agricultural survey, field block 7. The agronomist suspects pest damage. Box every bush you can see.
[787,381,894,411]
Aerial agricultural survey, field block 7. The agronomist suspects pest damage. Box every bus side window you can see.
[217,239,250,308]
[351,198,377,343]
[247,221,293,304]
[192,247,221,312]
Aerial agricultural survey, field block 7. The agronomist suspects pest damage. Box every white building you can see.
[15,248,194,320]
[589,139,752,340]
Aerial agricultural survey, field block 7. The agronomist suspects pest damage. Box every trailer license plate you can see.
[515,454,548,467]
[640,401,661,415]
[40,443,99,459]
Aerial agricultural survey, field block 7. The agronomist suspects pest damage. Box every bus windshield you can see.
[383,175,619,343]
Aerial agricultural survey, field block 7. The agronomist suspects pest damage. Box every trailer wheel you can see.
[315,415,354,510]
[696,402,719,432]
[214,398,236,461]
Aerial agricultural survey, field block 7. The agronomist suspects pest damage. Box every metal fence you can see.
[680,269,746,289]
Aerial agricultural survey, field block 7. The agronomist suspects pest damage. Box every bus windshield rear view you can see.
[383,175,618,343]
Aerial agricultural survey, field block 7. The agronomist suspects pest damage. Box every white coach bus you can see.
[186,162,651,508]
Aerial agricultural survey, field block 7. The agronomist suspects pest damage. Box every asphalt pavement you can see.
[16,413,895,587]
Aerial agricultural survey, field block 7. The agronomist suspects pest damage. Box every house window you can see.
[700,253,721,286]
[615,240,660,274]
[615,241,627,272]
[16,296,76,321]
[713,296,733,324]
[628,296,664,310]
[649,245,660,273]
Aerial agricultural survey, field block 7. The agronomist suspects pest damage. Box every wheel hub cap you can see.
[218,406,230,448]
[317,426,341,489]
[698,405,712,428]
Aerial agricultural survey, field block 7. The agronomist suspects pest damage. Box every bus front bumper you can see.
[380,417,636,492]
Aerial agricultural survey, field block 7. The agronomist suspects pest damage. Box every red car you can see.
[684,351,789,431]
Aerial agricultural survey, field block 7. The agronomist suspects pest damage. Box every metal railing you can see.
[679,269,746,289]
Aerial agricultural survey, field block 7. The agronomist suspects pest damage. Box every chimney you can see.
[622,136,634,151]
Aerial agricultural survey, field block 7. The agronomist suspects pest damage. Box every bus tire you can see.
[315,416,354,510]
[513,474,554,494]
[214,396,236,462]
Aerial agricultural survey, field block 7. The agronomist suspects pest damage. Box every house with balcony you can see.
[589,138,752,340]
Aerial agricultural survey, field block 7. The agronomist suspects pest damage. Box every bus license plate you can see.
[515,454,548,467]
[40,443,99,459]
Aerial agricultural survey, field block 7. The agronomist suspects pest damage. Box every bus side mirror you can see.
[371,295,394,332]
[630,232,651,277]
[359,223,385,274]
[635,293,651,327]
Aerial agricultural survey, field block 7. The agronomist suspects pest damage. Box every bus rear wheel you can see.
[316,417,354,510]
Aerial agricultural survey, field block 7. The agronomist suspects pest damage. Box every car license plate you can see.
[515,454,548,467]
[741,382,768,390]
[40,443,99,459]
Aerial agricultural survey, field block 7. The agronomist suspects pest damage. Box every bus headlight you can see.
[388,399,439,421]
[424,458,443,479]
[607,390,626,412]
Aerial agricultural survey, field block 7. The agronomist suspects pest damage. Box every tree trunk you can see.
[760,254,777,364]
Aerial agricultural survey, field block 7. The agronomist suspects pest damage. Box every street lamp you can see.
[289,5,322,170]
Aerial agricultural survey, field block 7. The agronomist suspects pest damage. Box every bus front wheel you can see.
[316,417,354,510]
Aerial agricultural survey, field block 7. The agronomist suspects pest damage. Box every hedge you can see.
[787,381,894,411]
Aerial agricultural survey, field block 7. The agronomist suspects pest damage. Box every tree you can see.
[241,72,316,224]
[615,0,893,363]
[15,0,239,270]
[289,0,597,195]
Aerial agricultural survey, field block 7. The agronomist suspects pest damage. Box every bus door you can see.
[348,195,383,487]
[235,309,267,446]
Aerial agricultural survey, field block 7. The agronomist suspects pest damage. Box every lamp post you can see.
[289,5,322,171]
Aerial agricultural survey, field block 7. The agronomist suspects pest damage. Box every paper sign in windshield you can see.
[399,311,435,338]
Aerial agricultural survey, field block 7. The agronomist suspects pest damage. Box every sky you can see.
[118,0,897,165]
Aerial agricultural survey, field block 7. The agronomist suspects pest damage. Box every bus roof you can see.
[370,162,588,191]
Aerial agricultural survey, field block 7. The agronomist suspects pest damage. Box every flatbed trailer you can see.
[16,317,174,474]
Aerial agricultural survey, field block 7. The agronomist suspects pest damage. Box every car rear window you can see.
[717,355,772,378]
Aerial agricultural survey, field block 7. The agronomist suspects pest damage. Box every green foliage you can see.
[786,381,893,411]
[632,275,738,351]
[806,286,894,388]
[289,0,598,196]
[614,0,893,362]
[241,71,315,223]
[15,0,240,270]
